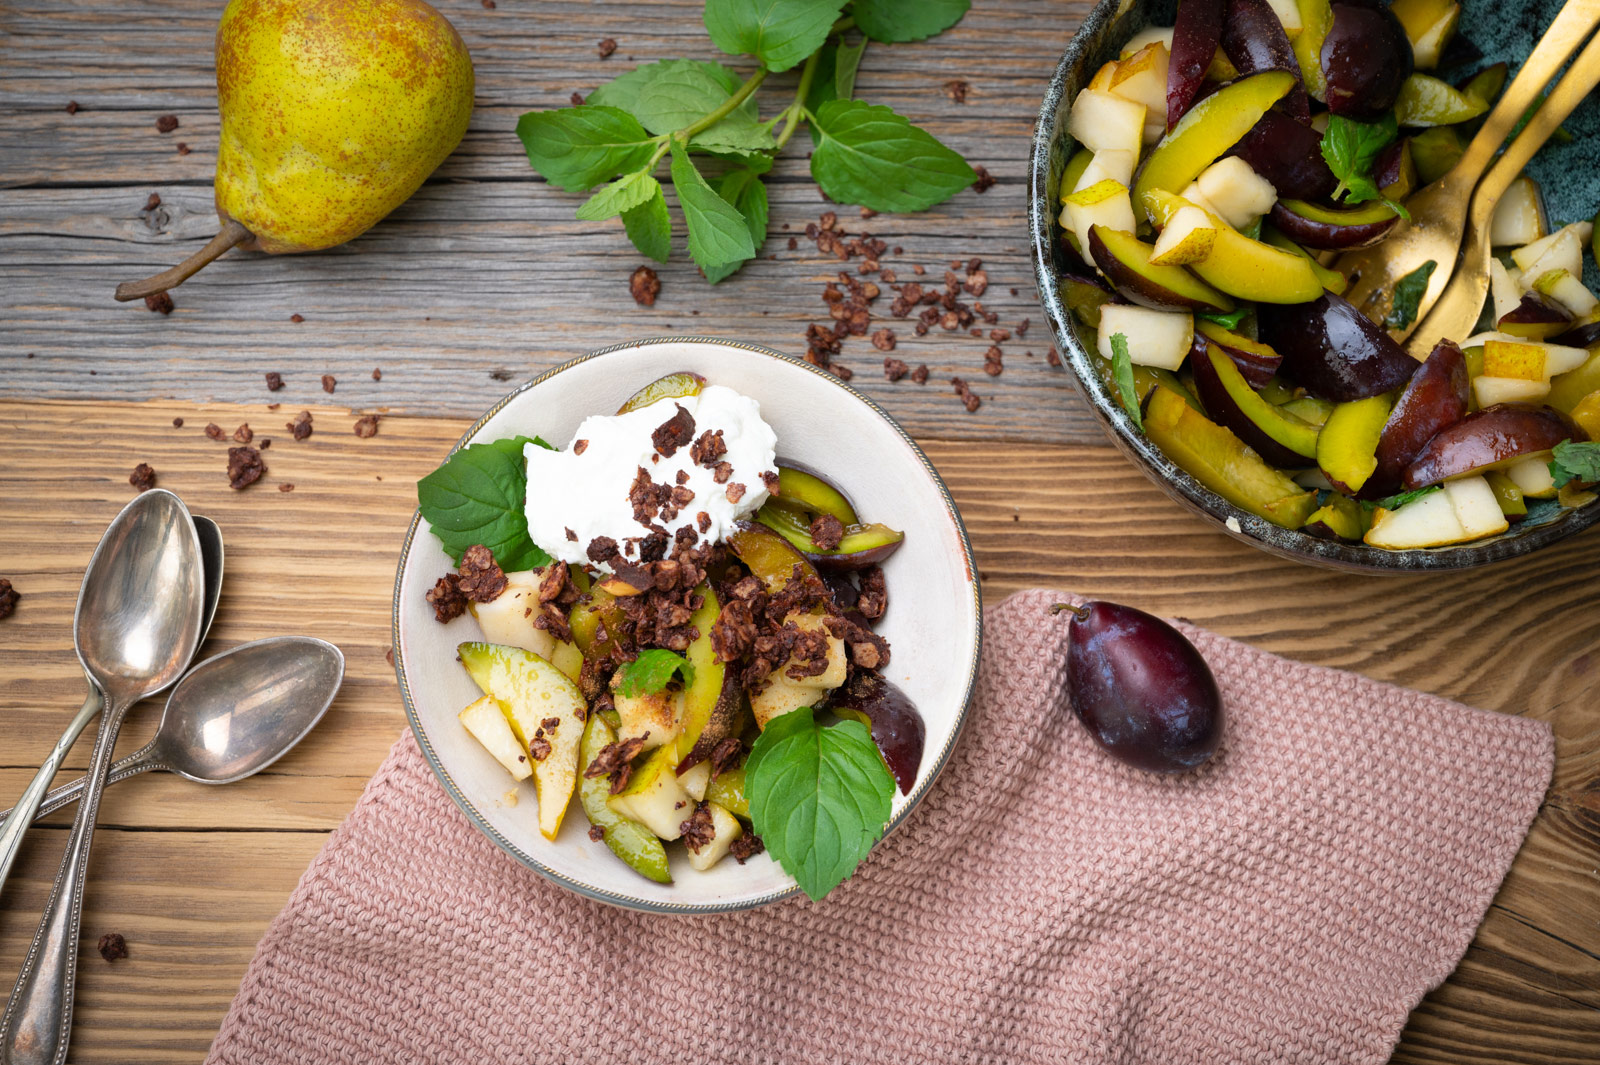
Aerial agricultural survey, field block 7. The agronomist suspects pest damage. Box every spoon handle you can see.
[0,688,102,901]
[0,700,129,1065]
[0,746,162,828]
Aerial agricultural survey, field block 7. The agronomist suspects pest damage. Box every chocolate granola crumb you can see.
[680,802,715,853]
[1046,347,1061,367]
[259,438,271,448]
[155,114,179,133]
[0,579,16,620]
[321,374,336,394]
[144,193,161,211]
[586,536,619,564]
[565,527,578,542]
[831,363,854,381]
[972,165,995,194]
[204,422,226,441]
[573,439,588,455]
[910,364,930,384]
[725,482,746,503]
[172,417,184,427]
[175,142,191,155]
[690,429,726,467]
[884,357,909,381]
[287,410,313,441]
[227,446,266,489]
[857,566,888,620]
[787,236,799,250]
[278,483,294,492]
[482,0,495,7]
[965,269,989,297]
[944,79,970,103]
[570,91,584,105]
[729,833,764,864]
[353,414,380,438]
[809,513,845,551]
[66,101,79,114]
[98,933,128,962]
[712,461,733,484]
[651,404,695,458]
[290,313,304,323]
[457,544,508,603]
[144,292,174,315]
[588,824,606,842]
[372,367,382,381]
[598,37,617,58]
[963,392,982,411]
[529,735,552,761]
[129,463,156,492]
[629,264,660,306]
[584,735,648,794]
[871,328,896,351]
[265,372,284,391]
[1016,318,1030,337]
[233,423,253,443]
[709,736,744,779]
[426,574,467,622]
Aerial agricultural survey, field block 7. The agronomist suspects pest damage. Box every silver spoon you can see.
[0,513,222,896]
[1,489,206,1065]
[0,636,343,826]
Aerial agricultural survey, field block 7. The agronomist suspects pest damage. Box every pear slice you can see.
[1067,89,1146,158]
[1097,304,1195,371]
[1489,176,1548,247]
[613,685,685,751]
[1472,376,1551,407]
[1364,487,1465,548]
[686,803,744,872]
[468,569,557,660]
[1443,477,1510,540]
[458,695,532,782]
[1532,269,1600,318]
[607,746,693,840]
[458,642,585,840]
[1506,455,1558,498]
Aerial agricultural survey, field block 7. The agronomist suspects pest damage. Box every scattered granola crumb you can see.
[809,513,845,551]
[144,292,173,315]
[259,438,271,448]
[860,206,877,219]
[265,371,284,391]
[630,265,660,306]
[290,313,304,323]
[426,574,467,623]
[911,363,929,384]
[227,446,266,489]
[984,346,1004,377]
[944,79,970,103]
[321,374,336,394]
[457,544,508,603]
[278,483,294,492]
[1017,318,1030,337]
[1047,347,1061,367]
[729,833,764,864]
[175,142,191,155]
[884,357,909,381]
[831,363,853,381]
[725,482,747,503]
[787,236,798,250]
[172,417,184,428]
[155,114,179,133]
[386,647,395,666]
[232,423,253,443]
[287,410,313,441]
[354,414,380,438]
[144,193,161,211]
[482,0,496,7]
[204,422,226,441]
[570,91,584,105]
[371,367,382,381]
[912,263,925,275]
[680,802,715,853]
[98,934,127,962]
[972,165,995,194]
[129,464,156,491]
[66,101,79,114]
[598,37,617,58]
[871,328,896,352]
[0,579,17,620]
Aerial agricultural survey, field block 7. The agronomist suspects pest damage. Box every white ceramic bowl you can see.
[392,338,983,913]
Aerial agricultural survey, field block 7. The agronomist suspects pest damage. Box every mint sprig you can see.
[514,0,974,284]
[613,649,697,697]
[1320,113,1409,220]
[746,705,895,901]
[1109,331,1143,431]
[417,437,555,571]
[1384,260,1437,331]
[1550,439,1600,489]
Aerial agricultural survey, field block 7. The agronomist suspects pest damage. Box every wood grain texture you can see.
[0,0,1099,442]
[0,398,1596,1063]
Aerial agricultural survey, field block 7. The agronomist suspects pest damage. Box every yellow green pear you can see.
[116,0,473,302]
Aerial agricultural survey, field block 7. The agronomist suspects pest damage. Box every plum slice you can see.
[1366,339,1468,497]
[1321,1,1414,118]
[1497,292,1573,341]
[1220,0,1310,120]
[1403,404,1583,489]
[1196,319,1282,386]
[756,505,905,570]
[617,371,705,414]
[1268,198,1400,250]
[1088,226,1236,313]
[827,671,925,794]
[1257,291,1420,401]
[1190,336,1319,467]
[767,461,860,525]
[726,519,819,590]
[1169,0,1226,129]
[1229,109,1338,201]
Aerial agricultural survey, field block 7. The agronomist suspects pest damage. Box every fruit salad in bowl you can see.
[1030,0,1600,569]
[392,339,980,912]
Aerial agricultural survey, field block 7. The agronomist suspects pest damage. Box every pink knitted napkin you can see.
[207,589,1552,1065]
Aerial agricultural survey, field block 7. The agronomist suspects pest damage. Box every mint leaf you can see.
[515,106,660,192]
[807,100,975,212]
[1320,113,1397,206]
[576,171,662,222]
[1109,332,1143,431]
[746,706,895,901]
[690,118,777,155]
[670,139,757,273]
[1384,259,1437,330]
[701,167,769,283]
[1197,307,1250,330]
[705,0,847,72]
[834,36,865,99]
[613,649,695,697]
[1550,439,1600,488]
[417,437,553,571]
[851,0,969,42]
[588,58,755,135]
[1368,485,1441,511]
[621,184,673,262]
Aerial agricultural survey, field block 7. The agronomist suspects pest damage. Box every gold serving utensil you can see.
[1333,0,1600,330]
[1407,27,1600,355]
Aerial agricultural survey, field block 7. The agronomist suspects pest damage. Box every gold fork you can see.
[1332,0,1600,329]
[1407,27,1600,355]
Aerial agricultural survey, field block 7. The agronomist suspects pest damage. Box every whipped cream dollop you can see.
[523,385,779,573]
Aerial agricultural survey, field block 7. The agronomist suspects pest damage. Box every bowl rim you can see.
[389,335,985,914]
[1026,0,1600,573]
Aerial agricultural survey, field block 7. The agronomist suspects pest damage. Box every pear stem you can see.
[114,219,253,302]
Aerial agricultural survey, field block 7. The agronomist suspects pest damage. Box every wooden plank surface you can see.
[0,398,1596,1063]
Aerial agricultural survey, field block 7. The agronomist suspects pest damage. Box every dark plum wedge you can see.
[755,505,905,570]
[1229,110,1339,201]
[1498,292,1573,341]
[1168,0,1225,129]
[1268,198,1399,251]
[1320,1,1414,118]
[1257,291,1420,401]
[1403,405,1583,489]
[828,671,925,795]
[1220,0,1309,120]
[1060,601,1223,774]
[768,461,860,525]
[1190,335,1317,467]
[1367,339,1469,498]
[1196,319,1283,386]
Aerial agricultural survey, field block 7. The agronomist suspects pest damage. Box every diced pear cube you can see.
[1507,454,1558,498]
[678,760,711,803]
[1532,268,1599,318]
[1064,180,1137,266]
[1473,375,1551,407]
[468,570,557,660]
[686,802,744,872]
[1442,476,1510,539]
[613,685,684,751]
[1088,60,1119,92]
[1179,181,1227,223]
[1120,25,1175,57]
[1489,176,1547,247]
[1489,259,1523,321]
[1109,42,1169,126]
[1075,149,1137,192]
[1068,89,1147,158]
[1193,156,1278,230]
[1481,340,1548,381]
[606,746,692,840]
[1149,205,1217,265]
[1512,224,1587,280]
[1097,304,1194,371]
[459,695,532,782]
[1364,488,1466,548]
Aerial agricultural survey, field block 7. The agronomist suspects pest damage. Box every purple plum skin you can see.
[828,671,925,795]
[1256,292,1419,401]
[1221,0,1310,120]
[1169,0,1226,128]
[1229,111,1339,201]
[1320,2,1414,119]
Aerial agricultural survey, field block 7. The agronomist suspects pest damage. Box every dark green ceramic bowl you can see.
[1028,0,1600,572]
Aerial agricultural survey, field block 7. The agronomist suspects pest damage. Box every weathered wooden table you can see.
[2,0,1597,1060]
